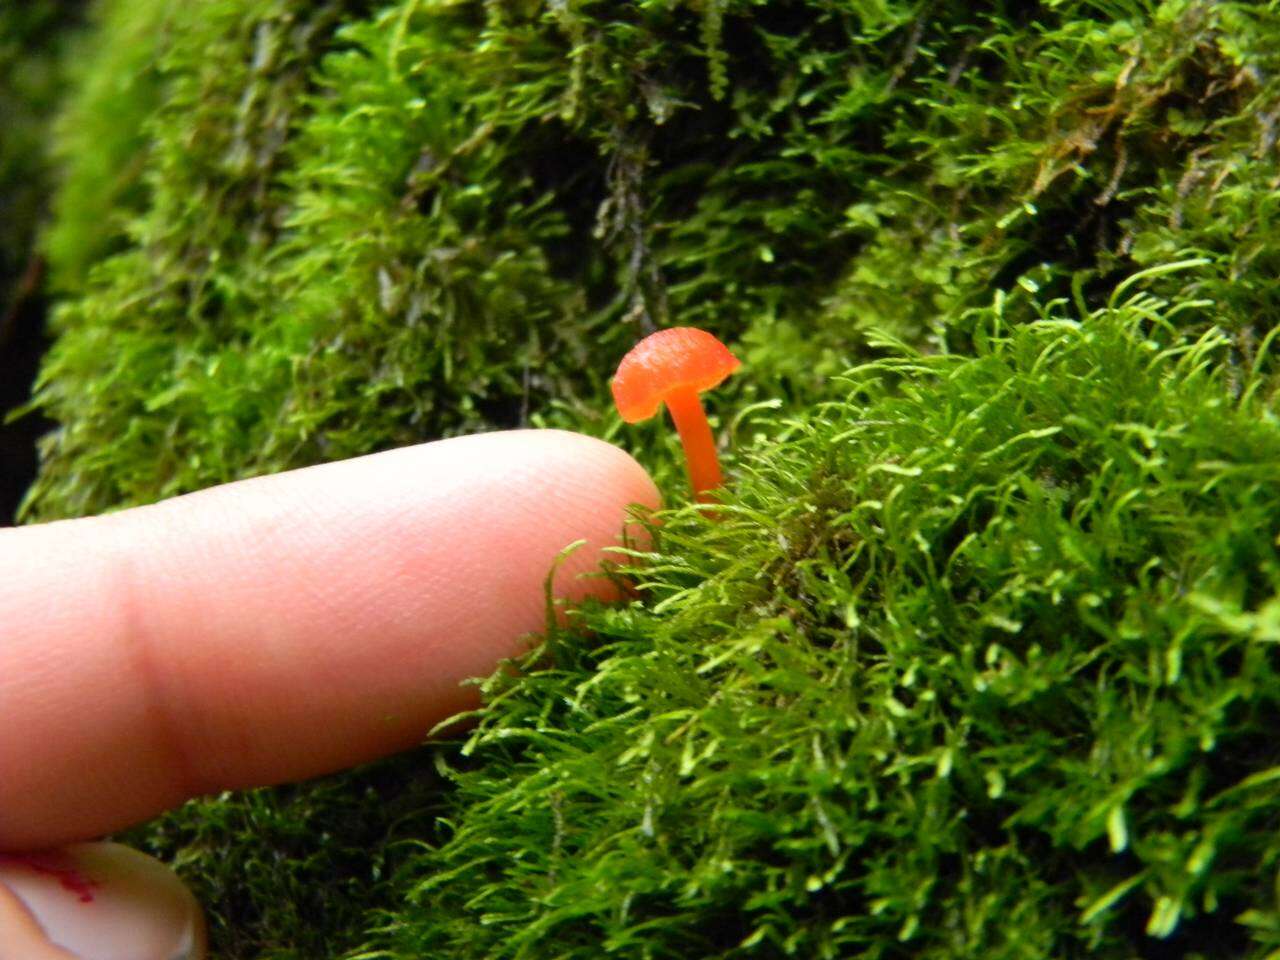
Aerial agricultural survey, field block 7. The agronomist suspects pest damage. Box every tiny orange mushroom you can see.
[611,327,741,502]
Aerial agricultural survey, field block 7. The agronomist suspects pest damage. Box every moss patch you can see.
[389,283,1280,958]
[17,0,1280,956]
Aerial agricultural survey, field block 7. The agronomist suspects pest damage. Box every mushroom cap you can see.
[611,327,741,423]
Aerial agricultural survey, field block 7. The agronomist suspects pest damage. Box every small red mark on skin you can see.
[0,853,100,903]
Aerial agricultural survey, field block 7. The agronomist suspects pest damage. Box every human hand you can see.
[0,430,658,959]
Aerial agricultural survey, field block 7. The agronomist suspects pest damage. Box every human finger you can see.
[0,430,659,849]
[0,843,204,960]
[0,880,79,959]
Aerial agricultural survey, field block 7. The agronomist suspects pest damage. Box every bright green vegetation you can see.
[14,0,1280,957]
[391,284,1280,959]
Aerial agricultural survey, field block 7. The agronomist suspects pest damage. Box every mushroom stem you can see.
[664,385,722,501]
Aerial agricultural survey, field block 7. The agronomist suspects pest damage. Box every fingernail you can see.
[0,842,206,960]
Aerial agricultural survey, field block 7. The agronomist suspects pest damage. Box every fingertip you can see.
[537,428,662,515]
[505,430,660,602]
[435,432,660,611]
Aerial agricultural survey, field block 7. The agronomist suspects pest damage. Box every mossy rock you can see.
[16,1,1280,956]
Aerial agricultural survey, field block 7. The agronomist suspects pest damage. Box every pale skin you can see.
[0,430,659,957]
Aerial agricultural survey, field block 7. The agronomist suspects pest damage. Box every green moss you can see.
[380,279,1280,958]
[19,0,1280,956]
[41,0,167,291]
[119,755,447,960]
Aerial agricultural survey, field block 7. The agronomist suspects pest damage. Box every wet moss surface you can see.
[9,2,1280,956]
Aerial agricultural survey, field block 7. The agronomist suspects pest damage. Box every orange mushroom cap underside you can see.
[611,327,741,422]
